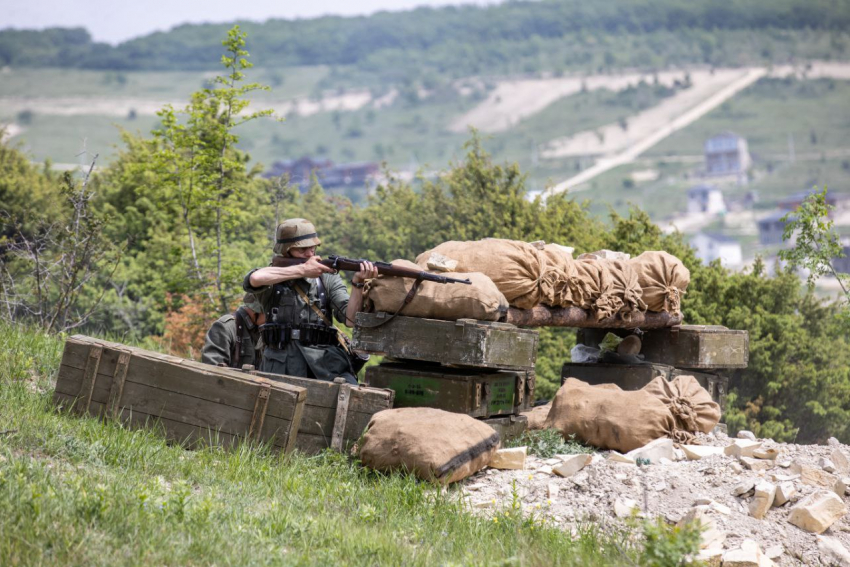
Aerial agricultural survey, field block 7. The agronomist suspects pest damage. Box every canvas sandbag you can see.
[642,375,720,434]
[629,251,690,313]
[359,408,500,484]
[543,378,677,452]
[538,244,582,307]
[416,240,546,309]
[522,403,552,430]
[572,259,619,320]
[606,260,646,319]
[363,259,508,321]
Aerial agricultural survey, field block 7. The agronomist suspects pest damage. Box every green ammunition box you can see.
[365,362,534,418]
[638,325,749,369]
[481,414,528,442]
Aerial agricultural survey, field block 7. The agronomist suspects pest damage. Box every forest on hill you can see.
[2,0,850,80]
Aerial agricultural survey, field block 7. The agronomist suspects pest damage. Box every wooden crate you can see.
[481,415,528,442]
[560,362,729,410]
[364,363,534,418]
[54,335,306,452]
[250,371,395,455]
[352,313,539,371]
[639,325,749,369]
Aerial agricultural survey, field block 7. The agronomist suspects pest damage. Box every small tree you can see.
[148,25,275,313]
[778,187,849,302]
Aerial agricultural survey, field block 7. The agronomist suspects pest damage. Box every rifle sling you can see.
[358,274,423,329]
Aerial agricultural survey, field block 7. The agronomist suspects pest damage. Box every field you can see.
[0,322,686,565]
[2,67,850,214]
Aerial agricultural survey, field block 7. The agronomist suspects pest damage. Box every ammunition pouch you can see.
[260,322,339,350]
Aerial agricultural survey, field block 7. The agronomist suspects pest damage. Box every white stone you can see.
[829,437,841,447]
[773,481,796,507]
[841,477,850,496]
[833,449,850,475]
[658,457,673,465]
[740,457,771,471]
[571,471,588,487]
[677,506,726,550]
[752,447,779,460]
[817,535,850,566]
[770,473,799,482]
[763,545,783,560]
[777,459,792,468]
[788,490,848,534]
[673,448,686,461]
[749,481,776,519]
[547,483,559,499]
[694,496,714,506]
[710,501,733,515]
[793,463,843,495]
[732,479,756,496]
[725,439,763,458]
[696,546,724,567]
[721,543,767,566]
[489,447,527,470]
[737,430,757,441]
[836,477,848,497]
[682,445,725,460]
[820,457,838,473]
[625,437,675,464]
[613,497,638,518]
[552,454,592,478]
[730,462,744,474]
[607,451,636,465]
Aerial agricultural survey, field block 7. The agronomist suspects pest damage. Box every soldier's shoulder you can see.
[218,313,236,323]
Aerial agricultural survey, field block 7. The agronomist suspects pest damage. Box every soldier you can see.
[200,293,265,368]
[243,218,378,384]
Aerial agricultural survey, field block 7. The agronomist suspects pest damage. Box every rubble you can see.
[817,536,850,566]
[463,433,850,565]
[725,439,763,458]
[788,490,847,534]
[682,445,725,460]
[738,431,758,442]
[552,454,592,478]
[753,447,779,460]
[624,437,674,463]
[489,447,527,470]
[833,449,850,475]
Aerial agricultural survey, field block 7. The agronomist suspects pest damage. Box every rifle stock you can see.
[270,254,472,285]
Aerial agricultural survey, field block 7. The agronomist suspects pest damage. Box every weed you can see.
[505,428,595,458]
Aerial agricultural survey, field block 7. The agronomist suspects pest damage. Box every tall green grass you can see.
[0,322,694,565]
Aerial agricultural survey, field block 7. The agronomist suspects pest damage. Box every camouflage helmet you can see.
[274,218,321,256]
[242,293,263,314]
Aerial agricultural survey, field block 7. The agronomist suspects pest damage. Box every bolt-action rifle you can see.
[271,254,472,285]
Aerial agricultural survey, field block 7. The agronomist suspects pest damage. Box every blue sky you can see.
[4,0,500,44]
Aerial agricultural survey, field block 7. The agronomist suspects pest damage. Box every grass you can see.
[505,429,596,459]
[0,321,685,565]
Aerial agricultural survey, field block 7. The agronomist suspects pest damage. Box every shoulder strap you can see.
[233,309,246,369]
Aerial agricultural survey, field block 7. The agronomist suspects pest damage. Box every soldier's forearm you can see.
[249,266,305,287]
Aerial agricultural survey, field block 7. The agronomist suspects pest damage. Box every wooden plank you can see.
[504,306,682,328]
[330,385,351,451]
[640,325,749,369]
[106,350,131,419]
[77,345,102,414]
[255,371,394,413]
[59,342,302,421]
[53,390,295,450]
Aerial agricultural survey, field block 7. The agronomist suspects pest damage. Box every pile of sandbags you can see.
[412,239,689,318]
[543,376,720,451]
[359,408,500,484]
[363,259,508,321]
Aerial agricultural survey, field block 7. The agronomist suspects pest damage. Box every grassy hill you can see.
[0,323,688,565]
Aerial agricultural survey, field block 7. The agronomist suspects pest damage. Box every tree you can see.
[778,187,849,303]
[146,25,274,313]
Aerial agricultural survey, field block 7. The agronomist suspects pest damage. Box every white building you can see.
[691,232,743,266]
[704,132,751,177]
[687,184,727,214]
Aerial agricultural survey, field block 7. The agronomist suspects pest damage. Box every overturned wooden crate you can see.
[54,335,306,452]
[364,362,534,418]
[352,313,539,371]
[249,371,394,455]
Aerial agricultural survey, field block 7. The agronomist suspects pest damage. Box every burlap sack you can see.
[544,378,677,452]
[606,260,646,319]
[364,259,508,321]
[642,375,721,434]
[539,244,581,307]
[629,251,690,313]
[359,408,500,484]
[572,259,619,320]
[522,403,552,430]
[416,240,545,309]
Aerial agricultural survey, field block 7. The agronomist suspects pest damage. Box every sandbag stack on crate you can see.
[564,325,750,415]
[352,314,539,440]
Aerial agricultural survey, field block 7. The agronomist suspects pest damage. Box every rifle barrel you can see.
[270,254,472,284]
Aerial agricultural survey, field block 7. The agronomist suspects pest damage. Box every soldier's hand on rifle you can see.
[352,261,379,284]
[300,255,336,278]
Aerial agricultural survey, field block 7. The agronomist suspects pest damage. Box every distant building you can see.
[778,189,850,212]
[265,157,380,193]
[691,232,743,265]
[704,132,751,178]
[834,245,850,274]
[757,210,794,246]
[687,184,726,214]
